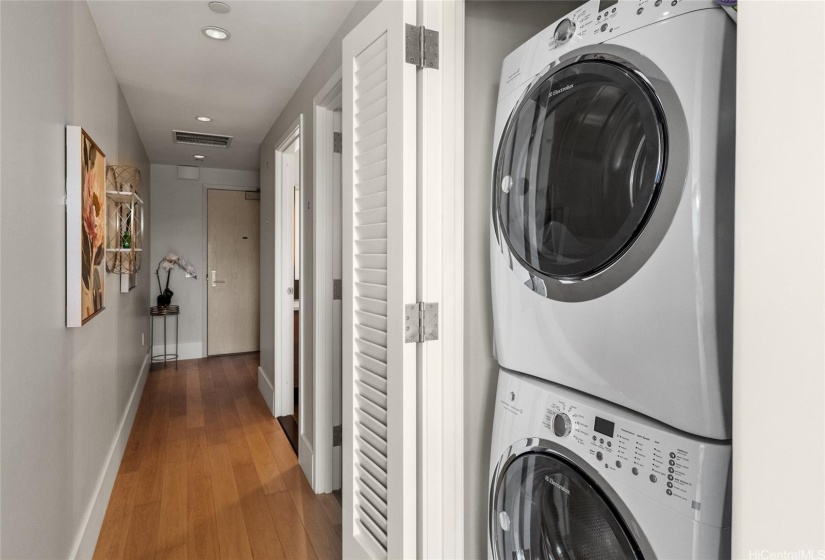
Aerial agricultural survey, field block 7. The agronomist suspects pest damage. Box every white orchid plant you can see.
[155,253,197,306]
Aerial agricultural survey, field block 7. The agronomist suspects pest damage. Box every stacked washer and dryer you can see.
[487,1,736,558]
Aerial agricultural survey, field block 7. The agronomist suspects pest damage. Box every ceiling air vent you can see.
[172,130,233,148]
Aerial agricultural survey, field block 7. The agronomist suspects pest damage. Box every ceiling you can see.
[88,0,356,170]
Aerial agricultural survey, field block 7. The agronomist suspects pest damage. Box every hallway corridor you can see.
[94,354,341,560]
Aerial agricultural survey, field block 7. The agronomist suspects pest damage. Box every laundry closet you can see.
[463,1,737,558]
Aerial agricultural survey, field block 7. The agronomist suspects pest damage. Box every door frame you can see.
[311,69,343,494]
[272,115,304,422]
[201,183,260,357]
[416,1,465,557]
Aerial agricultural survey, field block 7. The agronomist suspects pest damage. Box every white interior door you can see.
[342,1,418,558]
[207,189,260,355]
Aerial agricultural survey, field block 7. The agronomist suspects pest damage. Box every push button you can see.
[632,467,639,476]
[649,474,657,483]
[596,451,604,461]
[615,460,622,468]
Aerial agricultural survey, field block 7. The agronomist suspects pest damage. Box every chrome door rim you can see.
[492,44,689,302]
[489,437,657,560]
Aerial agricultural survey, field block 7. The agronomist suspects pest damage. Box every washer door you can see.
[493,48,688,302]
[492,451,645,560]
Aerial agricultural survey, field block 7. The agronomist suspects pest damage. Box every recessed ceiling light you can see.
[194,155,206,160]
[209,1,231,14]
[202,26,230,40]
[196,116,212,122]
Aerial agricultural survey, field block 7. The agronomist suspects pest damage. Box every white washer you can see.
[489,369,731,560]
[490,0,736,440]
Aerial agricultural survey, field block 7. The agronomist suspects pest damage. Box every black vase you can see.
[157,288,174,307]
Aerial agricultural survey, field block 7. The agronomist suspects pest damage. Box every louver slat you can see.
[347,24,403,558]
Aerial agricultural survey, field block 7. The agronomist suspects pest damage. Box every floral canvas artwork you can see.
[67,127,107,327]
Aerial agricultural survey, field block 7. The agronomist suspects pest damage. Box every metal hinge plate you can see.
[405,24,439,69]
[333,132,342,154]
[333,425,342,447]
[333,279,342,301]
[405,302,439,343]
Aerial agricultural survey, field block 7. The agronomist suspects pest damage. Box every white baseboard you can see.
[258,366,275,416]
[71,352,151,559]
[151,341,202,361]
[299,433,315,491]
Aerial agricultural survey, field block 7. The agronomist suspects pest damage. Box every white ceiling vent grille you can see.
[172,130,233,148]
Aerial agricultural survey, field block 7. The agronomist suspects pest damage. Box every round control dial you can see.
[554,18,576,45]
[552,413,572,437]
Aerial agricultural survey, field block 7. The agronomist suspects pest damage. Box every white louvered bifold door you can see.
[342,1,417,559]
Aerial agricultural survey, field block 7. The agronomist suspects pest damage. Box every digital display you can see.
[598,0,619,12]
[594,417,615,438]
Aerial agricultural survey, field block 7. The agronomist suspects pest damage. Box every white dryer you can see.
[489,369,731,559]
[490,0,736,439]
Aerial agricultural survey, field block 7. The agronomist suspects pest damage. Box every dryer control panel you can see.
[496,369,731,528]
[497,0,719,102]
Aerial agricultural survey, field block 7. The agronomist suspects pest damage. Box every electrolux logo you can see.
[549,84,574,98]
[544,475,570,495]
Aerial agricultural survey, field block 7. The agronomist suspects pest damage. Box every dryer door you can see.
[491,449,647,560]
[493,49,688,302]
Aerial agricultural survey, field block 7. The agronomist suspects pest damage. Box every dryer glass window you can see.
[495,60,665,280]
[493,452,641,560]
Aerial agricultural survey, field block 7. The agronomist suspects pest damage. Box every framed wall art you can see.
[66,126,107,327]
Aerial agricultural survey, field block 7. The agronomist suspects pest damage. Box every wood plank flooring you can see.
[95,353,342,560]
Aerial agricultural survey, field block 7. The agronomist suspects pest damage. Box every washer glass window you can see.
[495,60,666,280]
[493,452,642,560]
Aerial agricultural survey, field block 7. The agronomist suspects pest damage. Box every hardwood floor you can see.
[94,353,341,560]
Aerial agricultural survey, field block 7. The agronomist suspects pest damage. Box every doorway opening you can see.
[273,117,311,478]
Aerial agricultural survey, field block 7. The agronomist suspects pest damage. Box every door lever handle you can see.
[211,270,226,288]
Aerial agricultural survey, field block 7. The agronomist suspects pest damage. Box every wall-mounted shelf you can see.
[105,167,143,292]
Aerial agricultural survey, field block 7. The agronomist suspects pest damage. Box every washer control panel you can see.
[501,370,731,527]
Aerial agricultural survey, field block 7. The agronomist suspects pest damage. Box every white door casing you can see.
[273,118,302,420]
[342,1,418,558]
[312,71,343,494]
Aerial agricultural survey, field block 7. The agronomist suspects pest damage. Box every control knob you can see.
[552,413,573,437]
[554,18,576,46]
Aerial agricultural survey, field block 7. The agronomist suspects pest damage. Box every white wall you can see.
[462,2,583,557]
[149,164,259,359]
[733,1,825,556]
[258,0,379,433]
[0,2,151,557]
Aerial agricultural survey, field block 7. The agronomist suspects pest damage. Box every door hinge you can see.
[333,425,342,447]
[405,302,439,343]
[405,24,439,69]
[333,132,342,154]
[333,279,342,301]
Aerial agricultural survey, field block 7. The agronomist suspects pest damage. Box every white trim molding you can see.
[257,365,275,415]
[272,115,304,419]
[311,68,343,494]
[417,1,465,557]
[71,352,151,559]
